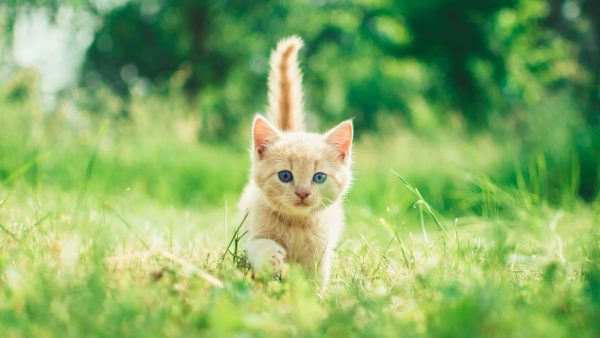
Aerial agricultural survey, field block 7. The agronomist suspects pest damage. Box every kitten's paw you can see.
[246,239,288,280]
[269,246,289,279]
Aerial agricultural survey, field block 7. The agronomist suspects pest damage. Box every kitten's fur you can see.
[239,36,353,289]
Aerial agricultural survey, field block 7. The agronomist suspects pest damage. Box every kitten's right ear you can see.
[252,115,280,159]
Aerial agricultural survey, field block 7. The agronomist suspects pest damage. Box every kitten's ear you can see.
[252,115,280,159]
[324,120,353,162]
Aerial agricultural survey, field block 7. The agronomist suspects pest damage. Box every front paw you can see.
[246,239,288,280]
[269,246,288,279]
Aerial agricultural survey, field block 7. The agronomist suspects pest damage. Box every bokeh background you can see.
[1,0,599,209]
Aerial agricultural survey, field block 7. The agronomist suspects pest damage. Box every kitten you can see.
[239,36,353,289]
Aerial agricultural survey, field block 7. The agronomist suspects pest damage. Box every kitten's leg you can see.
[245,238,288,278]
[318,251,332,295]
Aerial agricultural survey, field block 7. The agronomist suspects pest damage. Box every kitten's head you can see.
[251,115,353,216]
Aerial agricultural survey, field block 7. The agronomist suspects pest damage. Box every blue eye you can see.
[278,170,293,183]
[313,172,327,184]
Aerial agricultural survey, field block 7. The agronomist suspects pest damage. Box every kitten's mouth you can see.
[294,200,311,207]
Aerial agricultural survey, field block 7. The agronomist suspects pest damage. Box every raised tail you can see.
[267,36,305,131]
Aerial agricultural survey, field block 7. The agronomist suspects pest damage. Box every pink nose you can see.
[295,190,310,199]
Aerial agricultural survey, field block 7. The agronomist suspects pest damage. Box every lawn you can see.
[1,83,599,337]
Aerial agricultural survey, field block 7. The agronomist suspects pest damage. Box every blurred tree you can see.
[366,0,517,126]
[83,1,230,97]
[81,0,525,131]
[540,0,600,200]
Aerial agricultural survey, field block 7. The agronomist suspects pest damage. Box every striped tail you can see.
[267,36,305,131]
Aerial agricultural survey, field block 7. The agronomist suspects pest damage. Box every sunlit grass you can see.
[1,177,598,337]
[1,78,599,337]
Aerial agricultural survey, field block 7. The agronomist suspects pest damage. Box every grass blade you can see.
[393,171,450,239]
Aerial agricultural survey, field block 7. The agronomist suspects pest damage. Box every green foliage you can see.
[4,1,598,198]
[76,0,598,129]
[72,0,600,199]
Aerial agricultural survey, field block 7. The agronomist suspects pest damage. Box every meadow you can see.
[1,72,599,338]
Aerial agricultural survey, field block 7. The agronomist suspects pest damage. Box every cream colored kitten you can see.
[239,36,353,289]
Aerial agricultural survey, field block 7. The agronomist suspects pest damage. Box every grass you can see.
[1,76,600,337]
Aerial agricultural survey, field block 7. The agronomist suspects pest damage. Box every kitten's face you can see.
[251,116,352,216]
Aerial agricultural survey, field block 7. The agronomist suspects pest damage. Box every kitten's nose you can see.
[295,190,310,200]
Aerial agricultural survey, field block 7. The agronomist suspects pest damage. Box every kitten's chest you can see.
[281,223,328,267]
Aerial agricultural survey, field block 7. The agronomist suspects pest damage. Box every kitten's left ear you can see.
[324,120,353,162]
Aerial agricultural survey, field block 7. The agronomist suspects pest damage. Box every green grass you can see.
[1,78,600,337]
